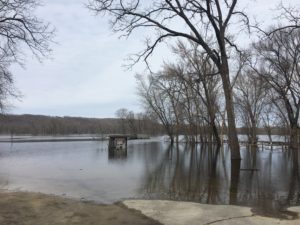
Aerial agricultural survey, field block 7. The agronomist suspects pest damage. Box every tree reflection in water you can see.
[140,143,300,217]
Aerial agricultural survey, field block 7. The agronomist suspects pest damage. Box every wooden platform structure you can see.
[108,134,129,151]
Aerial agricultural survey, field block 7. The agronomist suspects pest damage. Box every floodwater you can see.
[0,137,299,217]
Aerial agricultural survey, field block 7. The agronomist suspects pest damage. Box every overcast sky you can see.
[9,0,300,118]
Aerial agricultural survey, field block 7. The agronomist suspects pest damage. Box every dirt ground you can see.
[0,192,161,225]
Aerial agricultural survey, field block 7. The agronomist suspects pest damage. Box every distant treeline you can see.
[0,114,161,136]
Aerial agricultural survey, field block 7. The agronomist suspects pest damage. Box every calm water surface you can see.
[0,138,299,217]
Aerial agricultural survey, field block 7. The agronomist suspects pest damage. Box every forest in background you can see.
[0,114,160,136]
[0,113,287,138]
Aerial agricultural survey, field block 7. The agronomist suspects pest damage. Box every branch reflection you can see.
[140,143,300,217]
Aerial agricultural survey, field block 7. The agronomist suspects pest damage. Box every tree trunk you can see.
[229,159,241,204]
[290,125,299,150]
[169,133,174,145]
[203,83,221,147]
[220,63,241,159]
[212,121,221,147]
[249,125,258,145]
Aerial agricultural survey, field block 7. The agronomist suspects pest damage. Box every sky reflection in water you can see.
[0,138,299,217]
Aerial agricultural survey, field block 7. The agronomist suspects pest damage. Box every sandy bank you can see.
[0,192,161,225]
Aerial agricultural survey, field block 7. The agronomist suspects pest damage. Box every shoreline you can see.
[0,191,161,225]
[0,191,299,225]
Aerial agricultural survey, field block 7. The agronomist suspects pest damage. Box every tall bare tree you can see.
[253,27,300,149]
[136,73,178,144]
[88,0,253,159]
[137,41,223,146]
[234,69,267,145]
[169,41,221,145]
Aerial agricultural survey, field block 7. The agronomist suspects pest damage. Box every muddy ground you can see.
[0,192,161,225]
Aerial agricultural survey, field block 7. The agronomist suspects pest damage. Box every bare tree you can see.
[136,73,177,144]
[260,3,300,36]
[167,41,221,145]
[136,41,223,146]
[0,0,53,110]
[261,94,289,145]
[0,0,53,60]
[126,110,138,136]
[261,104,274,145]
[88,0,252,159]
[0,50,18,112]
[234,69,267,145]
[115,108,129,134]
[253,27,300,149]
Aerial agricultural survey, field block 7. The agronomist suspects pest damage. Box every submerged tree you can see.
[234,69,267,145]
[253,27,300,149]
[170,41,221,145]
[88,0,252,159]
[137,41,222,145]
[136,72,180,144]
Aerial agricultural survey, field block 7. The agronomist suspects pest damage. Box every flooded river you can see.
[0,137,299,216]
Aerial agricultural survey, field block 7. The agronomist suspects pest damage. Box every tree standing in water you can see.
[253,28,300,149]
[88,0,256,159]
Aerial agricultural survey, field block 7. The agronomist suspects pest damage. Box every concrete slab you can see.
[123,200,300,225]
